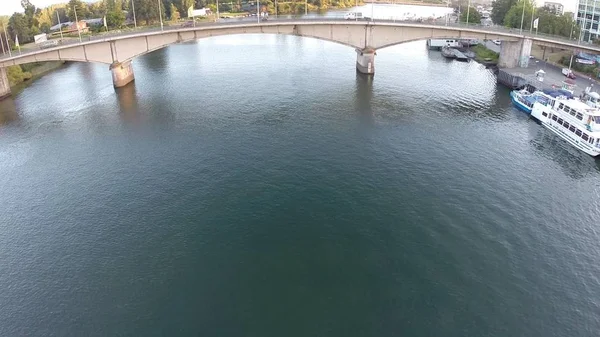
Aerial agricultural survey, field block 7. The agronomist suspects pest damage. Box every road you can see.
[1,16,598,62]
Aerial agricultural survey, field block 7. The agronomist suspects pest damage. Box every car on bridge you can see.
[344,12,365,20]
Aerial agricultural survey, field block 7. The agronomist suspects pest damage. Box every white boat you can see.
[531,97,600,156]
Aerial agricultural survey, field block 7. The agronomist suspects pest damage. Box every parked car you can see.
[344,12,364,20]
[181,21,194,27]
[562,68,576,79]
[492,39,501,45]
[39,40,59,49]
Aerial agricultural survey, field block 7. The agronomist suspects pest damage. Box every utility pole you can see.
[158,0,164,31]
[2,25,10,57]
[132,0,137,28]
[74,5,82,43]
[529,1,535,34]
[57,11,64,39]
[519,0,526,33]
[217,0,220,22]
[256,0,259,23]
[305,0,307,15]
[466,0,470,25]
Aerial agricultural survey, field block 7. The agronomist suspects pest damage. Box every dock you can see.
[453,49,469,62]
[496,59,598,97]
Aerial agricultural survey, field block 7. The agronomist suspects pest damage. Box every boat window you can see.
[563,122,570,129]
[558,118,564,124]
[569,125,576,132]
[552,115,558,121]
[559,103,564,109]
[583,133,590,141]
[576,129,583,136]
[595,116,600,123]
[542,112,548,117]
[577,113,583,120]
[590,137,595,144]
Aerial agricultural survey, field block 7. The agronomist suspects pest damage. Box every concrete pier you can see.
[110,61,135,88]
[356,47,376,75]
[498,38,532,69]
[0,67,11,100]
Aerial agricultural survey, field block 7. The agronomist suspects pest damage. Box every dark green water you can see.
[1,35,600,336]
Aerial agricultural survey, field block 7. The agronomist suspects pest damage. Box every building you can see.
[544,1,564,15]
[577,0,600,42]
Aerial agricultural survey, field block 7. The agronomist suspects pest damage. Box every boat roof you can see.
[562,99,600,115]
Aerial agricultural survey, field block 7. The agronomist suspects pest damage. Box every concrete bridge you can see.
[1,19,598,99]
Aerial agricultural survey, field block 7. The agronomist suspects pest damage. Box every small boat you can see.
[441,46,456,59]
[510,89,551,114]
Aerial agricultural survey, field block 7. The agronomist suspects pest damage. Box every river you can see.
[1,32,600,336]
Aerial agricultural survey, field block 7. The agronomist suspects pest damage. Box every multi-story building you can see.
[544,1,565,15]
[577,0,600,42]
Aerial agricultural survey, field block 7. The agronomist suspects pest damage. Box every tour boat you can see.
[531,97,600,156]
[510,89,552,114]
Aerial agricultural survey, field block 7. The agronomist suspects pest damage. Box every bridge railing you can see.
[0,17,595,62]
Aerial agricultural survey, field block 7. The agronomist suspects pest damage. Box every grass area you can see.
[472,44,499,63]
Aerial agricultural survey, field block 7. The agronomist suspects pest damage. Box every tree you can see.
[491,0,517,25]
[170,3,181,21]
[67,0,90,21]
[106,9,126,28]
[460,6,481,24]
[133,0,162,25]
[503,0,534,30]
[9,13,32,43]
[533,8,580,38]
[176,0,195,18]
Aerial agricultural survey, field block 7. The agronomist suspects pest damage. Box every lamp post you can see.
[529,1,535,33]
[57,11,64,39]
[158,0,163,31]
[257,0,259,23]
[519,0,526,33]
[466,0,471,26]
[217,0,220,22]
[305,0,307,15]
[73,5,82,43]
[131,0,137,28]
[2,25,10,57]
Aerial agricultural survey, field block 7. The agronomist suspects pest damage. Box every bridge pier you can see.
[110,61,135,88]
[498,38,532,68]
[356,47,376,75]
[0,67,11,100]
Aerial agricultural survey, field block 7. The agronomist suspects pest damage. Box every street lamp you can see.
[519,0,526,33]
[305,0,307,16]
[466,0,471,26]
[257,0,259,23]
[131,0,137,28]
[1,25,10,57]
[73,5,82,43]
[158,0,163,31]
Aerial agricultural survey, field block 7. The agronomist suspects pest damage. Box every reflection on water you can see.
[116,83,140,124]
[0,97,18,126]
[530,127,600,179]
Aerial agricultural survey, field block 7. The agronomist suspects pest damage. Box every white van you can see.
[344,12,363,20]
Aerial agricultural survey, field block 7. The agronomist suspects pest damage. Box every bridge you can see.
[1,18,598,100]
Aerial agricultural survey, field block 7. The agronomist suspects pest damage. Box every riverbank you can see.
[7,61,65,89]
[471,44,499,65]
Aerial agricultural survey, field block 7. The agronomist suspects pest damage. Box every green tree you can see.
[177,0,195,18]
[8,13,32,43]
[503,0,534,29]
[67,0,90,21]
[170,3,181,21]
[133,0,162,25]
[106,9,126,27]
[460,6,481,24]
[534,8,580,38]
[491,0,517,25]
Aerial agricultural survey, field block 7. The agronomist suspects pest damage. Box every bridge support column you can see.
[498,38,532,68]
[110,61,135,88]
[0,67,11,100]
[356,47,376,75]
